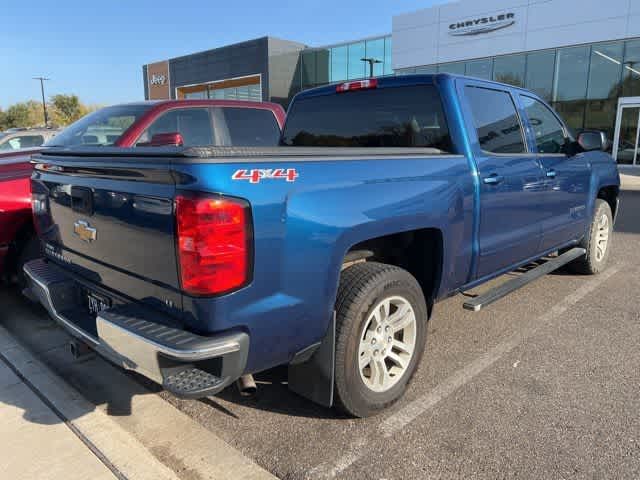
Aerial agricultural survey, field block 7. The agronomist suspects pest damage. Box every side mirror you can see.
[146,132,184,147]
[577,130,608,152]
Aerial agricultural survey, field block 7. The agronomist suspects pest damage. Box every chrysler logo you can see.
[74,220,97,243]
[449,13,515,36]
[150,73,167,86]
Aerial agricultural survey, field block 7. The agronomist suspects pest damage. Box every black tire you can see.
[334,262,428,418]
[567,199,613,275]
[16,235,41,289]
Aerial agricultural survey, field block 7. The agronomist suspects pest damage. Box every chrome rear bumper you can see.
[23,259,248,398]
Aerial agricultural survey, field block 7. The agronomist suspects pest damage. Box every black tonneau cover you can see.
[35,145,450,162]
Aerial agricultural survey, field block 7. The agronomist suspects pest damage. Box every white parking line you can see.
[307,266,622,479]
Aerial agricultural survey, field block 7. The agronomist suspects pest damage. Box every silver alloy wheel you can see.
[358,295,417,393]
[595,213,610,262]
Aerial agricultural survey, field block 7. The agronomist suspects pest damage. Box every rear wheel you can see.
[567,199,613,275]
[334,262,428,418]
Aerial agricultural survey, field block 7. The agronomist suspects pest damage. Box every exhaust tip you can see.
[236,374,257,397]
[69,339,93,360]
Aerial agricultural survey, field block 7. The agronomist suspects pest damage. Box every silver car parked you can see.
[0,128,58,151]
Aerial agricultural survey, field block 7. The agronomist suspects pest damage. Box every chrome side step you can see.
[463,248,587,312]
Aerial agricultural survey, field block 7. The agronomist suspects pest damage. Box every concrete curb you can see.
[0,324,180,480]
[0,323,277,480]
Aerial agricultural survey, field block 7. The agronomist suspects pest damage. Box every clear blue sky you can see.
[0,0,450,109]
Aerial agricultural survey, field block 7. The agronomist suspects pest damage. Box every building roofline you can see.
[144,36,305,67]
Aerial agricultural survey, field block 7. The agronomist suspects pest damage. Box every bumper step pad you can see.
[163,368,226,399]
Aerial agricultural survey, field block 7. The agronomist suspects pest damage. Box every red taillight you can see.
[175,194,251,296]
[336,79,378,93]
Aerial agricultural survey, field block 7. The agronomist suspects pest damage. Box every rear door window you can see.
[211,108,280,147]
[138,108,213,147]
[281,85,453,152]
[465,86,527,154]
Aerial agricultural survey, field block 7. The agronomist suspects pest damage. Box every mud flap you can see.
[287,313,335,408]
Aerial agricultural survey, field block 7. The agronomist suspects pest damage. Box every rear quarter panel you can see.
[174,155,475,373]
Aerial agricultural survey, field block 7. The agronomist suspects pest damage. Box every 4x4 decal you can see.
[232,168,299,184]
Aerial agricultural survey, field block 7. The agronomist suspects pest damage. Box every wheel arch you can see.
[341,227,444,316]
[597,184,620,219]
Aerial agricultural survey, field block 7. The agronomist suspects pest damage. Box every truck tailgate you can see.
[31,153,182,314]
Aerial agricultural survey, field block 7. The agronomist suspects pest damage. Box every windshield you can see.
[46,104,152,147]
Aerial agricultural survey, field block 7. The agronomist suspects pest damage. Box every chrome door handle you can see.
[483,174,504,185]
[546,170,557,178]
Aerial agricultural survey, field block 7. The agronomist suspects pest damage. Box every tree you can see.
[4,101,43,129]
[50,94,89,126]
[0,109,8,131]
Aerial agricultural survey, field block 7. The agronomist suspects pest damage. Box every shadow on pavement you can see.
[0,285,165,426]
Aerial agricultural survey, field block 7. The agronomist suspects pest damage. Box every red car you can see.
[0,148,43,284]
[0,99,285,285]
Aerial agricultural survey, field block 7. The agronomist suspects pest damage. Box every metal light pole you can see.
[361,58,382,78]
[33,77,50,126]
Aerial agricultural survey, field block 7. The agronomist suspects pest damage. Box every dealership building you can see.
[143,0,640,166]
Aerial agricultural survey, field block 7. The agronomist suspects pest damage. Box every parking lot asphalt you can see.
[1,189,639,480]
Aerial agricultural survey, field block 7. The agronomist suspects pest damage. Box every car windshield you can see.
[46,104,152,147]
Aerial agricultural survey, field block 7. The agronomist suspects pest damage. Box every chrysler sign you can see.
[449,13,516,36]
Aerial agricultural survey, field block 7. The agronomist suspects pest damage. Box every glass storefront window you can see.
[616,107,640,165]
[552,46,590,133]
[588,42,624,100]
[184,91,207,100]
[493,54,525,87]
[554,46,590,102]
[525,50,556,102]
[347,41,366,79]
[330,45,348,83]
[585,42,624,139]
[384,36,393,76]
[316,49,330,86]
[438,62,465,75]
[623,39,640,97]
[466,59,493,80]
[365,38,385,77]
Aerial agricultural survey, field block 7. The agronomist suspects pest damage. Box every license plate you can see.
[84,290,111,316]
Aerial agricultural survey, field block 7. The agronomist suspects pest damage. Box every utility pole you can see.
[360,58,382,78]
[33,77,50,126]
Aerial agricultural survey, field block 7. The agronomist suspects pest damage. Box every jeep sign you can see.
[150,73,167,86]
[449,13,516,36]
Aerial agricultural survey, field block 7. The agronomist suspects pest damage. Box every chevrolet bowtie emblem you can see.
[73,220,97,243]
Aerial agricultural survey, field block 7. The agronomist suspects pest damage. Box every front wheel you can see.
[333,262,428,418]
[568,199,613,275]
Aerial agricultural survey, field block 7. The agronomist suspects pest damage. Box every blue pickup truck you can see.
[25,74,620,417]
